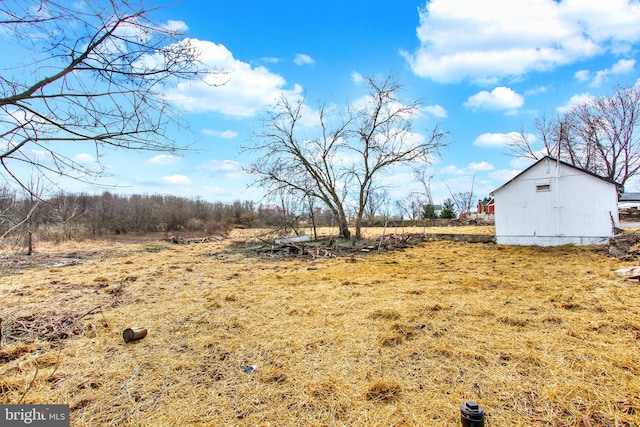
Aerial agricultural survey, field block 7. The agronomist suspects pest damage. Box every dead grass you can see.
[1,227,639,426]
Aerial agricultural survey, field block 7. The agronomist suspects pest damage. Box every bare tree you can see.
[510,82,640,187]
[414,165,435,206]
[23,178,45,254]
[364,187,389,224]
[443,175,476,217]
[396,192,426,221]
[511,115,564,160]
[274,189,304,236]
[0,185,18,234]
[247,94,352,237]
[414,165,438,220]
[304,192,320,240]
[48,192,87,241]
[0,0,212,192]
[0,175,45,253]
[4,175,47,254]
[453,180,476,216]
[246,75,448,239]
[567,84,640,186]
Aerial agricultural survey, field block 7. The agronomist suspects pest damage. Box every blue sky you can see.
[12,0,640,208]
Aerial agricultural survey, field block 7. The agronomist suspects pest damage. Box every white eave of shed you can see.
[490,156,620,196]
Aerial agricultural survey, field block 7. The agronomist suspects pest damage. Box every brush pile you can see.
[609,232,640,259]
[1,312,83,347]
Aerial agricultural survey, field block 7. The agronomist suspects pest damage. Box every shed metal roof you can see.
[619,192,640,202]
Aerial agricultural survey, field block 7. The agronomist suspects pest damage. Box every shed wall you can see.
[494,158,618,246]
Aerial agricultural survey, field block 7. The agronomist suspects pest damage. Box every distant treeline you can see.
[0,189,336,242]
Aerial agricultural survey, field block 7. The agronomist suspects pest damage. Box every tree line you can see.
[0,190,273,243]
[0,186,467,248]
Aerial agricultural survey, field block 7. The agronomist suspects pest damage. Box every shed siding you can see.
[494,158,618,246]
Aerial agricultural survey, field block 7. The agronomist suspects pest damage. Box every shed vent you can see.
[536,179,551,192]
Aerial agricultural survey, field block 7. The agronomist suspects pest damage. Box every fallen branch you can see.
[77,306,104,321]
[18,363,39,404]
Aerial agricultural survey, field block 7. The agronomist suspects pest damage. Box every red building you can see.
[477,198,494,214]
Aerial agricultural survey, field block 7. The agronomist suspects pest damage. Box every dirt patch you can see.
[0,236,167,275]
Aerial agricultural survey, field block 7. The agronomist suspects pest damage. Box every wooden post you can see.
[123,327,147,343]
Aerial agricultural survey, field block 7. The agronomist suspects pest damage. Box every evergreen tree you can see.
[421,203,437,219]
[440,198,457,219]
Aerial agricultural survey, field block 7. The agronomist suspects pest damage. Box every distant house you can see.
[619,192,640,210]
[477,197,494,214]
[490,156,620,246]
[422,204,443,219]
[618,192,640,222]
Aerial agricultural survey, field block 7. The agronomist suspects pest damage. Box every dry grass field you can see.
[1,227,639,426]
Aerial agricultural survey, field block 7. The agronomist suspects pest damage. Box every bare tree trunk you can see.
[338,219,351,239]
[305,194,319,241]
[311,216,318,240]
[355,214,364,240]
[26,230,33,255]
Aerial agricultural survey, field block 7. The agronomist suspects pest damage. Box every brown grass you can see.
[1,227,639,426]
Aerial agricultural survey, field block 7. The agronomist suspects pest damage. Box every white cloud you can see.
[438,175,484,198]
[591,58,636,87]
[74,153,95,164]
[612,58,636,73]
[574,69,590,82]
[351,71,365,85]
[473,131,530,148]
[509,156,536,169]
[464,87,524,111]
[161,20,189,33]
[525,85,549,96]
[439,165,466,175]
[201,129,238,139]
[30,149,49,163]
[379,172,417,190]
[556,92,596,113]
[202,159,246,179]
[467,161,495,172]
[164,39,303,117]
[489,169,522,183]
[440,161,494,175]
[423,104,448,118]
[161,174,192,185]
[403,0,640,83]
[149,154,179,165]
[294,53,315,66]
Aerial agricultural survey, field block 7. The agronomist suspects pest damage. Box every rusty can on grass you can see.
[461,401,485,427]
[122,327,147,343]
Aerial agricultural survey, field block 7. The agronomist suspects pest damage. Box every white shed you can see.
[490,156,620,246]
